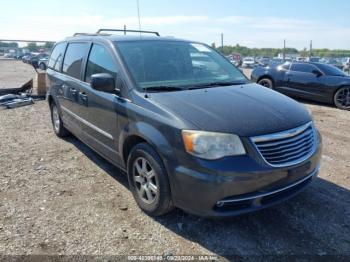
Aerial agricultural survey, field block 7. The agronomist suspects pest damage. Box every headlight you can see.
[181,130,246,160]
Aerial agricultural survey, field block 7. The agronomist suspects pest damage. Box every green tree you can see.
[44,42,54,50]
[26,42,38,52]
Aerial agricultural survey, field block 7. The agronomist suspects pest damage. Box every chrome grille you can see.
[251,122,316,167]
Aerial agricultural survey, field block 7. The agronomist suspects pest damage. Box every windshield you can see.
[116,40,248,90]
[317,63,347,76]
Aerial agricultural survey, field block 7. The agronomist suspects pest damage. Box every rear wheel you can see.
[50,103,70,137]
[258,78,274,89]
[334,87,350,110]
[127,143,173,216]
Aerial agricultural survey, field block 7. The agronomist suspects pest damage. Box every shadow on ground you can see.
[65,136,350,259]
[294,97,337,109]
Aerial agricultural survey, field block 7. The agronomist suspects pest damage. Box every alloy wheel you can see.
[133,157,158,204]
[335,87,350,110]
[258,79,272,88]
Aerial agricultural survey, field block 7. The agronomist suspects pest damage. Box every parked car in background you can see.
[22,53,34,63]
[252,62,350,110]
[307,57,321,63]
[295,57,307,62]
[4,53,16,58]
[242,57,255,68]
[227,53,242,67]
[257,57,271,67]
[38,56,49,70]
[327,58,344,70]
[342,57,350,71]
[30,53,49,68]
[268,57,284,67]
[46,30,322,217]
[16,53,29,60]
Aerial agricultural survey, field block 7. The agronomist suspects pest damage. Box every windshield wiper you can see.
[143,86,183,92]
[188,81,246,90]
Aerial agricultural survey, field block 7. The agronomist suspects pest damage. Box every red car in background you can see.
[227,53,242,67]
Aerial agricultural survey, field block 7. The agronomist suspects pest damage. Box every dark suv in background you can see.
[47,29,322,217]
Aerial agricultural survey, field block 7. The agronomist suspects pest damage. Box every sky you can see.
[1,0,349,50]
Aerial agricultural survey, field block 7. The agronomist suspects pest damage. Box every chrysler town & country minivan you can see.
[46,29,322,217]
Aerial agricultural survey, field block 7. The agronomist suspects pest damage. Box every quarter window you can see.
[62,42,89,79]
[85,44,118,83]
[290,63,316,74]
[48,42,67,71]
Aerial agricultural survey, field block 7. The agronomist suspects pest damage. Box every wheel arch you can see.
[119,122,176,168]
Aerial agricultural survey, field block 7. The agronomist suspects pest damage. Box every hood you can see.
[147,83,312,137]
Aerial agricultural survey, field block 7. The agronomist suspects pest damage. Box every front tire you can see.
[50,103,70,137]
[127,143,173,216]
[334,87,350,110]
[258,78,274,89]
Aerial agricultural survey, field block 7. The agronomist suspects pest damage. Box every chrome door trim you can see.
[61,106,113,140]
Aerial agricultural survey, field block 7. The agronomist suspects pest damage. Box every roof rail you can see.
[73,33,100,37]
[96,29,160,36]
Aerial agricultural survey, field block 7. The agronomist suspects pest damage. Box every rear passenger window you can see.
[290,63,315,74]
[48,43,67,71]
[85,44,118,83]
[62,43,89,79]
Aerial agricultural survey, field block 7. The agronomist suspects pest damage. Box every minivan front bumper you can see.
[169,138,322,218]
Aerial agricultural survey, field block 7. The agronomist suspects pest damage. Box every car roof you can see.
[62,34,191,43]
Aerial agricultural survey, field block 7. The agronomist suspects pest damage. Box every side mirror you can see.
[91,73,116,93]
[312,69,322,77]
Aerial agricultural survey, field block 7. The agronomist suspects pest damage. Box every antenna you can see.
[136,0,142,37]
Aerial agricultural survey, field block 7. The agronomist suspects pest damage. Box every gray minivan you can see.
[47,29,322,217]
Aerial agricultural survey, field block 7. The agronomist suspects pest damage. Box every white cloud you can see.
[217,16,318,30]
[1,14,349,49]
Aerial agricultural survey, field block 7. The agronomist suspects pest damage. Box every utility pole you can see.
[283,39,286,61]
[309,40,313,58]
[136,0,141,37]
[221,33,224,53]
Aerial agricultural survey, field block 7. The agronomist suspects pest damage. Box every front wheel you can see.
[334,87,350,110]
[127,143,173,216]
[258,78,274,89]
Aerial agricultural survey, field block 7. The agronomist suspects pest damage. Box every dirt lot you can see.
[0,59,35,90]
[0,61,349,260]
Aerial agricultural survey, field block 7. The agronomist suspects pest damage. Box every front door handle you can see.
[79,92,88,104]
[69,87,78,96]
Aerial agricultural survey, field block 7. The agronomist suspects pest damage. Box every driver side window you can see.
[85,44,118,83]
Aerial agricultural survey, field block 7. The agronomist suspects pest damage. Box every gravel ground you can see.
[0,62,349,260]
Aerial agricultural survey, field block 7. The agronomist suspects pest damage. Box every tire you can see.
[50,102,70,137]
[258,78,274,89]
[127,143,173,216]
[334,87,350,110]
[39,63,46,70]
